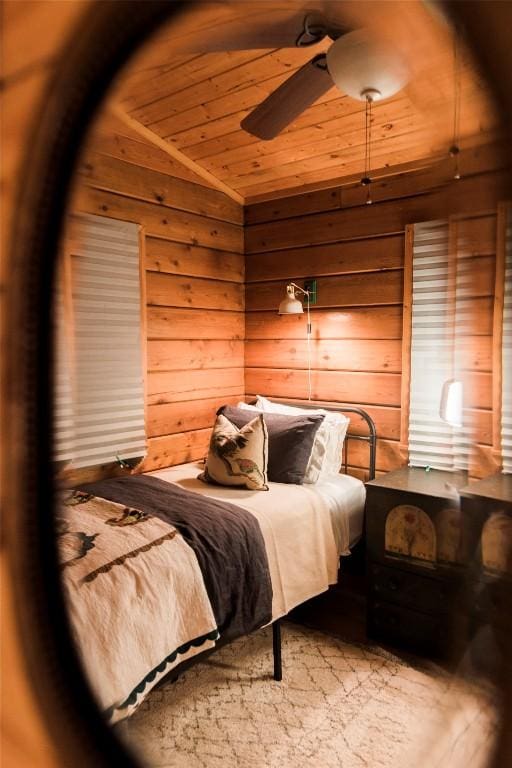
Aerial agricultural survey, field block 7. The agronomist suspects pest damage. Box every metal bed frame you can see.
[262,398,377,483]
[261,397,378,681]
[151,398,377,690]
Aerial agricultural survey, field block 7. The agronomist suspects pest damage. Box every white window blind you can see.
[56,214,146,468]
[408,220,469,471]
[53,279,74,463]
[502,208,512,473]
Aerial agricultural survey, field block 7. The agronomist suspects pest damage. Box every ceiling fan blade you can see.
[241,55,334,140]
[173,9,331,53]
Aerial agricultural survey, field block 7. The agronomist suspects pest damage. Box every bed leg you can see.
[272,620,282,682]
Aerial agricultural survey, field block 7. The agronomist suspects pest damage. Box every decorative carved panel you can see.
[481,511,512,574]
[436,506,467,564]
[385,504,436,562]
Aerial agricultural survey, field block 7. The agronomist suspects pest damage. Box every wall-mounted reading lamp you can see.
[278,282,313,400]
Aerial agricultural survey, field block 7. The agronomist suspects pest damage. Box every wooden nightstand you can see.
[460,474,512,650]
[365,467,471,658]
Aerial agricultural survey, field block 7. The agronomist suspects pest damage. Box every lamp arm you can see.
[288,281,310,297]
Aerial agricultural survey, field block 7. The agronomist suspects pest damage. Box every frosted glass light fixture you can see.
[326,29,409,102]
[327,30,409,206]
[439,379,463,428]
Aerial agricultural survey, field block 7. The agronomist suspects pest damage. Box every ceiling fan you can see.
[238,14,409,140]
[175,8,410,140]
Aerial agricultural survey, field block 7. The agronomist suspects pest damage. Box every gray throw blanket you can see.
[79,475,273,640]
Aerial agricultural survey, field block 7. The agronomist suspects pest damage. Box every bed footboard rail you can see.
[259,398,377,482]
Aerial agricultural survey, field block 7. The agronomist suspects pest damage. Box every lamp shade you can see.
[439,379,463,428]
[326,30,409,102]
[278,284,304,315]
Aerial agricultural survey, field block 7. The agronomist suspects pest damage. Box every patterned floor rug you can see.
[124,622,497,768]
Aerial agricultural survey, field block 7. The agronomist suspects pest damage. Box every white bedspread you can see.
[59,467,365,721]
[58,490,218,721]
[150,463,365,621]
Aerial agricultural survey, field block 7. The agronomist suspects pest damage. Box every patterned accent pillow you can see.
[199,413,268,491]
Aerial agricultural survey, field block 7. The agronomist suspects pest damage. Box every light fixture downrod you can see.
[361,89,377,204]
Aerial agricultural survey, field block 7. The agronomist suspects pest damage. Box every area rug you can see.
[124,622,497,768]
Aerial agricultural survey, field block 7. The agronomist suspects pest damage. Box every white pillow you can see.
[254,396,349,482]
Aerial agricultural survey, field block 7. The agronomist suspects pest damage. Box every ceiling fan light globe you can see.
[326,30,409,101]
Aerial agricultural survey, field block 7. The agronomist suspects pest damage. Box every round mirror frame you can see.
[2,1,512,766]
[3,3,181,765]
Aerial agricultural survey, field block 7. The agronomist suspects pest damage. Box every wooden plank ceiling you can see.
[112,0,500,203]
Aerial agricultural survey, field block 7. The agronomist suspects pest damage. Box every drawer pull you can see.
[388,579,399,591]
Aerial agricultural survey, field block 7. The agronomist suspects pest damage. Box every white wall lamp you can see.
[278,282,313,401]
[278,283,307,315]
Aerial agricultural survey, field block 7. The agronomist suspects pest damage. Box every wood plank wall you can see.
[454,213,499,477]
[72,113,244,472]
[70,119,507,482]
[245,148,508,480]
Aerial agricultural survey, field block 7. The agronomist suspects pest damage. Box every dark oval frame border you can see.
[4,1,512,766]
[5,3,181,766]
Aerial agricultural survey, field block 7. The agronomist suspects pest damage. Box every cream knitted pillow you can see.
[199,413,268,491]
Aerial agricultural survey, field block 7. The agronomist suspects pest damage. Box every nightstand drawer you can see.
[368,599,448,654]
[364,468,473,658]
[473,575,511,629]
[366,492,459,566]
[369,563,454,614]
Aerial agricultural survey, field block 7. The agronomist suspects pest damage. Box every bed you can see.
[57,399,375,723]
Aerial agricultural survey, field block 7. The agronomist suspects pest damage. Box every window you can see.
[407,219,469,471]
[54,214,146,469]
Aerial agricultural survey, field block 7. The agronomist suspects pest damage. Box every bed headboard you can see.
[258,398,377,482]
